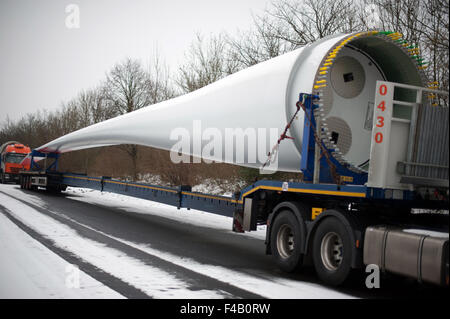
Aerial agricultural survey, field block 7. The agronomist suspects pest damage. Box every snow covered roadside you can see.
[0,192,231,299]
[0,212,124,299]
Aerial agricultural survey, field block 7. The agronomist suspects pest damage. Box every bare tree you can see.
[264,0,360,45]
[226,0,362,69]
[227,14,293,68]
[103,57,175,180]
[147,54,177,102]
[76,87,115,125]
[103,58,154,115]
[371,0,449,99]
[176,33,239,93]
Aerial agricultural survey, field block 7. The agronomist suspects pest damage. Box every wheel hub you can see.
[277,224,295,259]
[320,232,343,271]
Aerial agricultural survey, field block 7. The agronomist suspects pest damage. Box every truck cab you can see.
[0,142,31,184]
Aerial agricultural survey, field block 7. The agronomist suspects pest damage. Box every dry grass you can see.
[59,145,241,185]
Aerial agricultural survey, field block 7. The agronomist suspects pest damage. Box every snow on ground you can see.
[0,212,124,299]
[137,173,246,197]
[0,190,232,299]
[191,178,247,197]
[71,223,354,299]
[1,185,354,299]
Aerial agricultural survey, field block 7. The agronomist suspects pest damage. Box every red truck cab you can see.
[0,143,31,184]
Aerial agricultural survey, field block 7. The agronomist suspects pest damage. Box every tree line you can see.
[1,0,448,185]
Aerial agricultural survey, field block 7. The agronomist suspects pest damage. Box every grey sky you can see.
[0,0,270,124]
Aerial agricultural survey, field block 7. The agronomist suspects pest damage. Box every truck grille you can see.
[9,167,20,174]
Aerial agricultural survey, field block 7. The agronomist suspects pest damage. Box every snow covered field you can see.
[0,184,354,299]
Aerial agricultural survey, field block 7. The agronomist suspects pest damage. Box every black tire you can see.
[312,217,353,286]
[28,176,33,190]
[19,175,24,189]
[0,172,4,184]
[270,210,304,272]
[25,176,30,190]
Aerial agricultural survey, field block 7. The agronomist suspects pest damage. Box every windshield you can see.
[5,153,26,164]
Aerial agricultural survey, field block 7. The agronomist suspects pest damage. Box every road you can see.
[0,183,448,299]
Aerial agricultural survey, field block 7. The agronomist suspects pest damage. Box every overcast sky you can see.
[0,0,270,124]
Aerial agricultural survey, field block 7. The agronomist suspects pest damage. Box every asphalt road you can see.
[0,184,448,299]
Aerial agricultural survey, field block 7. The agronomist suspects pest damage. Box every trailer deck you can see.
[58,173,446,218]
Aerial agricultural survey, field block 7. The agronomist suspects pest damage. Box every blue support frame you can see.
[298,93,368,185]
[29,150,60,172]
[299,93,319,181]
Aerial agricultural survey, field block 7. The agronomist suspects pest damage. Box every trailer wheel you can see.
[270,210,303,272]
[0,172,4,184]
[312,217,352,286]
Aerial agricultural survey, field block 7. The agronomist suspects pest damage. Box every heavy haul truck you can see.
[18,31,449,287]
[0,141,31,184]
[19,83,449,287]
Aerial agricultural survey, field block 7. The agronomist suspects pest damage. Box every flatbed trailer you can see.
[19,82,449,287]
[18,169,449,286]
